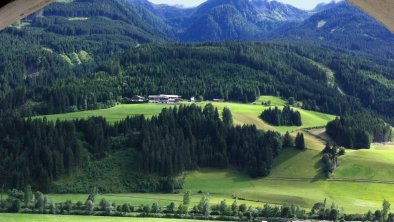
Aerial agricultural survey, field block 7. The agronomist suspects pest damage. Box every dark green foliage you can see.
[0,103,283,191]
[139,104,282,178]
[0,0,164,106]
[5,189,23,212]
[222,107,233,128]
[283,132,294,148]
[1,41,394,133]
[0,42,370,118]
[321,144,345,178]
[23,185,33,207]
[289,2,394,59]
[183,191,191,206]
[326,113,392,149]
[0,114,143,191]
[260,106,302,126]
[295,133,305,150]
[311,200,342,221]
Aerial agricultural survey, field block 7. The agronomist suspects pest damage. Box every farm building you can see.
[213,99,225,102]
[131,95,145,102]
[149,94,182,104]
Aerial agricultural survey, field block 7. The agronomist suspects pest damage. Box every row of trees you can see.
[260,106,302,126]
[2,186,394,222]
[326,112,392,149]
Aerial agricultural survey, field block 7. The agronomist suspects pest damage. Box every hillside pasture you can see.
[32,96,394,214]
[48,138,394,214]
[37,97,336,134]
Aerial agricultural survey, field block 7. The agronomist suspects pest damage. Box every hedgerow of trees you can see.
[260,106,302,126]
[2,186,394,222]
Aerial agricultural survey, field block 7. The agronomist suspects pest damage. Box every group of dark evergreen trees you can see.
[260,106,302,126]
[0,104,288,191]
[295,133,306,150]
[326,112,392,149]
[139,104,282,178]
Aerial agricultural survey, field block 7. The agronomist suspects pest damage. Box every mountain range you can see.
[0,0,393,82]
[124,0,394,57]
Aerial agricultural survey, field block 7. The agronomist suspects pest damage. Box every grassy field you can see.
[0,214,225,222]
[44,139,394,214]
[334,146,394,181]
[37,96,336,134]
[253,96,287,106]
[31,96,394,214]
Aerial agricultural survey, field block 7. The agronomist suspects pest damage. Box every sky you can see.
[148,0,341,10]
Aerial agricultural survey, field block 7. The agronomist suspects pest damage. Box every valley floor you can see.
[47,146,394,214]
[34,96,394,214]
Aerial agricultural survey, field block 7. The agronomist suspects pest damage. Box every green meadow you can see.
[37,96,336,134]
[45,142,394,214]
[31,96,394,214]
[0,214,225,222]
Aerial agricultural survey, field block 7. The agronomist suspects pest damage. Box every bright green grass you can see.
[34,96,394,214]
[37,97,336,134]
[39,145,394,214]
[183,143,394,214]
[37,103,173,122]
[183,167,394,213]
[334,148,394,181]
[253,96,287,106]
[0,214,225,222]
[202,101,336,133]
[290,130,326,151]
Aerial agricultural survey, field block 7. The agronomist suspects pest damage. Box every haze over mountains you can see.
[4,0,388,58]
[122,0,394,57]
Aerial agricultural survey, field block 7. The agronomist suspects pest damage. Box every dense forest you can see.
[140,104,282,178]
[260,106,302,126]
[0,104,285,192]
[326,112,392,149]
[0,43,378,116]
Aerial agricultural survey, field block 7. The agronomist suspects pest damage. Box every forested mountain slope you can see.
[2,41,393,126]
[0,0,165,98]
[1,0,393,102]
[124,0,394,57]
[287,2,394,59]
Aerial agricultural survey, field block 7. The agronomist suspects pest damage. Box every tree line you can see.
[1,186,394,222]
[326,112,392,149]
[260,106,302,126]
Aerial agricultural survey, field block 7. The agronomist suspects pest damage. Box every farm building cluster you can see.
[131,94,224,104]
[149,94,182,104]
[131,94,183,104]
